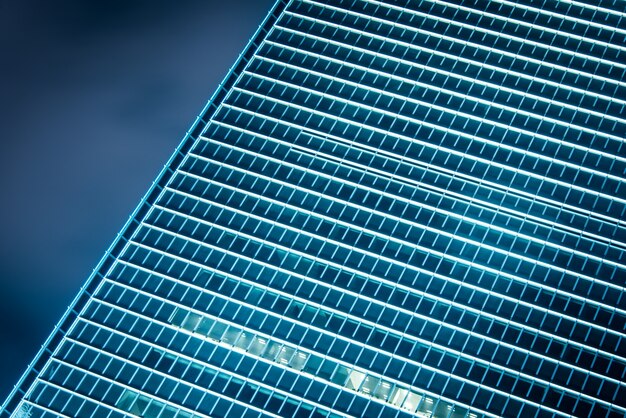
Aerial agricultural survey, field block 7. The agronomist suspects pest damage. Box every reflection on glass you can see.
[197,318,212,335]
[248,336,267,356]
[168,308,475,417]
[222,326,240,345]
[235,332,253,350]
[361,375,379,395]
[168,309,186,328]
[346,370,366,391]
[181,312,202,332]
[264,340,282,361]
[14,404,34,418]
[416,397,435,417]
[116,389,194,418]
[403,391,422,413]
[116,390,138,413]
[291,351,309,371]
[449,405,469,418]
[391,387,408,407]
[161,405,178,418]
[276,346,295,365]
[208,322,227,341]
[374,380,393,401]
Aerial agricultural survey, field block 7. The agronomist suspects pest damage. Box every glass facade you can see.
[3,0,626,417]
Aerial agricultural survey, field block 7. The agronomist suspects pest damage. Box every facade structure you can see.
[3,0,626,417]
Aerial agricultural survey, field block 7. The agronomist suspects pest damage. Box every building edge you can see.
[0,1,288,416]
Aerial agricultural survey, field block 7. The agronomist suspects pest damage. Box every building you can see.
[3,0,625,417]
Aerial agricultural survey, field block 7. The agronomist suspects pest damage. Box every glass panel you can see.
[346,370,366,391]
[222,326,241,345]
[248,336,267,356]
[181,312,202,332]
[133,395,151,416]
[208,322,227,341]
[403,391,422,413]
[162,405,177,418]
[196,318,213,335]
[390,387,408,407]
[434,400,456,418]
[116,389,138,412]
[276,346,295,365]
[360,376,379,395]
[169,309,186,327]
[416,396,435,417]
[290,351,308,371]
[331,365,350,386]
[144,402,163,418]
[263,341,282,361]
[373,380,393,401]
[235,332,253,350]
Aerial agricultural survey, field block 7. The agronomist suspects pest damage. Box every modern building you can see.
[3,0,626,417]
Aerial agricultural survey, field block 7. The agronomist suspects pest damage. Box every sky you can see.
[0,0,275,402]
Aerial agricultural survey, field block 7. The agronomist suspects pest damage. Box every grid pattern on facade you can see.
[3,0,626,417]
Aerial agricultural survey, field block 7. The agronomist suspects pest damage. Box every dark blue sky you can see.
[0,0,275,402]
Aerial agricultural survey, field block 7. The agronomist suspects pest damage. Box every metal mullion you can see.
[261,38,626,152]
[78,303,299,418]
[413,0,626,55]
[115,250,348,347]
[148,193,626,384]
[124,231,370,346]
[128,224,604,417]
[89,282,355,418]
[244,62,626,188]
[38,369,162,418]
[114,258,355,369]
[214,105,626,252]
[207,115,623,279]
[103,276,485,418]
[64,332,283,418]
[19,399,74,418]
[272,20,626,108]
[137,219,400,332]
[231,86,626,232]
[232,82,626,227]
[195,126,626,295]
[285,6,626,98]
[48,345,218,418]
[490,0,626,36]
[107,261,488,417]
[358,0,626,69]
[545,0,626,18]
[116,239,537,418]
[102,263,448,418]
[149,196,626,394]
[253,52,626,173]
[240,68,626,210]
[181,151,626,330]
[166,175,601,351]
